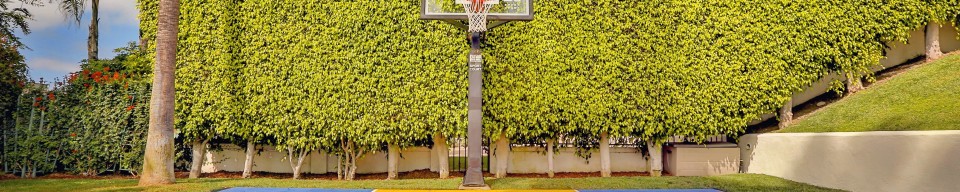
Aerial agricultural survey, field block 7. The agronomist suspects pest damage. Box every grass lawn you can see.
[779,54,960,132]
[0,174,841,192]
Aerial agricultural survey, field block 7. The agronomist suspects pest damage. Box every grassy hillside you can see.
[780,54,960,133]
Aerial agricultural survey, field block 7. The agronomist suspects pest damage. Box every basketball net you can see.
[463,0,494,32]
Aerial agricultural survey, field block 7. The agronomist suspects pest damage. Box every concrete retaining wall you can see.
[740,131,960,192]
[664,144,739,176]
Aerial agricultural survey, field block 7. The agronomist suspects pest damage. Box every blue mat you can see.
[218,188,372,192]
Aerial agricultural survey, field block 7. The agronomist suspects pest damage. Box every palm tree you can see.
[139,0,177,186]
[0,0,35,48]
[49,0,98,61]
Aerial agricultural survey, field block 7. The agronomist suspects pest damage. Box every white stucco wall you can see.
[204,145,654,175]
[491,146,648,173]
[202,145,435,174]
[941,24,960,52]
[740,131,960,192]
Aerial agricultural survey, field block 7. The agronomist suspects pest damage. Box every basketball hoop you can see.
[462,0,495,32]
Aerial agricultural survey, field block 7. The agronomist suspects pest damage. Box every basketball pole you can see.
[462,31,487,188]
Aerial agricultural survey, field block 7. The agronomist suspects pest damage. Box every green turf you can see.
[779,54,960,133]
[0,174,841,192]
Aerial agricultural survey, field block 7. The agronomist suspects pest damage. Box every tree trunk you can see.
[387,144,399,180]
[778,98,793,129]
[139,0,179,186]
[495,134,509,178]
[926,21,942,61]
[340,140,362,181]
[287,149,308,179]
[647,141,663,177]
[346,148,361,181]
[845,73,863,95]
[2,123,6,173]
[547,138,555,178]
[30,162,36,178]
[189,139,207,178]
[336,155,343,180]
[88,0,99,61]
[433,133,449,178]
[600,132,611,177]
[242,141,255,178]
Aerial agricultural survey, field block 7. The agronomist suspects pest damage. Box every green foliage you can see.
[173,0,238,144]
[486,0,947,145]
[0,33,27,138]
[0,0,35,48]
[135,0,960,166]
[925,0,960,23]
[139,1,469,155]
[2,44,152,176]
[4,82,58,177]
[54,44,152,176]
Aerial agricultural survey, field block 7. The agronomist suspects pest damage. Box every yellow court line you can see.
[375,190,577,192]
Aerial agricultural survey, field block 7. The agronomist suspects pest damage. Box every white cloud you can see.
[23,0,139,31]
[22,1,69,30]
[28,57,81,74]
[100,0,139,27]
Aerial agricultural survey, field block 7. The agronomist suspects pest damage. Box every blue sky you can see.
[17,0,139,82]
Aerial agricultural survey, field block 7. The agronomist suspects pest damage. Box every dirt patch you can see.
[44,172,136,179]
[0,174,17,180]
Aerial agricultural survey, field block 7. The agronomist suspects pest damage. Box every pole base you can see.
[458,184,491,190]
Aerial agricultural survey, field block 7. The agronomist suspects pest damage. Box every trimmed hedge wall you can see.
[137,0,960,172]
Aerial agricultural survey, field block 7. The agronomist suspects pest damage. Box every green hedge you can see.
[137,0,960,166]
[2,44,153,177]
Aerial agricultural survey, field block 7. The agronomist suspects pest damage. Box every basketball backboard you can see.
[421,0,534,21]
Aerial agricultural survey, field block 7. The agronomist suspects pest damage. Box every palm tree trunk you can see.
[88,0,99,61]
[139,0,179,186]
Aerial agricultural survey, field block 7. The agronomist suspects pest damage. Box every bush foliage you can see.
[133,0,959,176]
[2,44,153,177]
